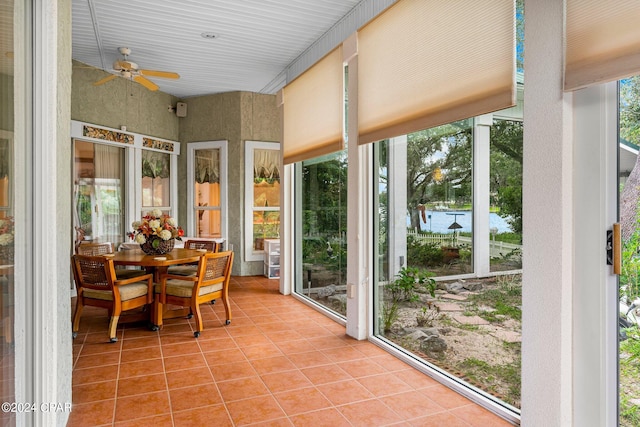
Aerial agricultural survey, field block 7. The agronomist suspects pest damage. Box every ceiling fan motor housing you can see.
[113,60,138,72]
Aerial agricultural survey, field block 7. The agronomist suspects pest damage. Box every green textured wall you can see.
[179,91,280,275]
[71,61,180,140]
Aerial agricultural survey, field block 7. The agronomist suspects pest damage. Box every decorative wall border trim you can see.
[82,125,134,144]
[143,137,174,153]
[71,121,180,155]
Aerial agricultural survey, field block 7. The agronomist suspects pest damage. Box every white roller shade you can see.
[357,0,516,145]
[282,46,344,164]
[565,0,640,91]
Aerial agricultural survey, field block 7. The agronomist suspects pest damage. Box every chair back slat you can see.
[76,242,115,256]
[203,254,230,281]
[72,255,113,291]
[184,239,218,252]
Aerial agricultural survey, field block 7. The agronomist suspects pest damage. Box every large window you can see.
[295,150,347,316]
[245,141,280,261]
[141,150,171,213]
[187,141,227,239]
[373,118,522,413]
[73,141,126,246]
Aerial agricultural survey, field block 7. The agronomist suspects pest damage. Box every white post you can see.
[473,114,492,276]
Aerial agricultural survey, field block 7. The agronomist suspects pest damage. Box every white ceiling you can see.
[72,0,366,99]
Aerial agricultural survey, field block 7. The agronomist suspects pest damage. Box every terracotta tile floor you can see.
[68,275,514,426]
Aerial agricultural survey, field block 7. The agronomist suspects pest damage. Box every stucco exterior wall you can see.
[178,91,280,276]
[71,61,180,141]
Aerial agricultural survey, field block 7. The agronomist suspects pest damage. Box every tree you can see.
[490,120,523,233]
[620,76,640,241]
[405,122,472,229]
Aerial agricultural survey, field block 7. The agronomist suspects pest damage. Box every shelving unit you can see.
[263,239,280,279]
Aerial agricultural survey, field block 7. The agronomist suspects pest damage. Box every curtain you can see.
[94,144,121,179]
[0,140,9,179]
[254,149,280,181]
[195,149,220,184]
[142,150,170,179]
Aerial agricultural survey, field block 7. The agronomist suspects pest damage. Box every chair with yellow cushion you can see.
[166,239,220,277]
[154,251,233,338]
[76,242,146,279]
[71,254,154,342]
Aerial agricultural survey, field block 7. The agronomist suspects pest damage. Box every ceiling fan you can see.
[93,47,179,91]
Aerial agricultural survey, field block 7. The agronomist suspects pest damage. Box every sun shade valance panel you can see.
[564,0,640,91]
[282,46,344,165]
[357,0,516,145]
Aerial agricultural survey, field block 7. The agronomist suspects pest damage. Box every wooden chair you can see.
[167,239,220,276]
[76,242,146,279]
[154,251,233,338]
[71,254,154,342]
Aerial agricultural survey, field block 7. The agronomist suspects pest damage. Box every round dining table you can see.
[109,248,206,324]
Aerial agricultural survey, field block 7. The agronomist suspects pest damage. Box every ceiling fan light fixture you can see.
[200,32,218,39]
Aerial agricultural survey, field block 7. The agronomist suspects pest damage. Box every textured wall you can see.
[178,91,280,275]
[71,61,180,140]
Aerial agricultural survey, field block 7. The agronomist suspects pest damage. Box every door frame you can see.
[572,81,619,426]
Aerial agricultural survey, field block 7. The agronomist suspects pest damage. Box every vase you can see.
[140,236,175,255]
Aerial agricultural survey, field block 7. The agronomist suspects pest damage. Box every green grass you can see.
[457,355,521,406]
[620,329,640,426]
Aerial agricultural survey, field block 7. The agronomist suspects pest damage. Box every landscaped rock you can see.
[316,284,336,298]
[463,281,484,292]
[420,335,448,354]
[446,280,466,293]
[328,293,347,305]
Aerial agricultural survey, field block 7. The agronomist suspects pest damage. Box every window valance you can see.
[142,150,170,179]
[254,149,280,181]
[195,150,220,184]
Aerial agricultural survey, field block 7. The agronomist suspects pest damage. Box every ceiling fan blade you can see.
[139,69,180,79]
[133,75,159,91]
[93,74,118,87]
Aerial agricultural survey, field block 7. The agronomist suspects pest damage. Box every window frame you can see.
[244,140,281,262]
[187,140,228,240]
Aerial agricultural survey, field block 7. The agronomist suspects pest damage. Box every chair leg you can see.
[222,295,232,325]
[192,302,203,338]
[72,299,84,339]
[108,314,120,342]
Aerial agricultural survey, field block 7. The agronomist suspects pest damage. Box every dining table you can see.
[108,247,206,325]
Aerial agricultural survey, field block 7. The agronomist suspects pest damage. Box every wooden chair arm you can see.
[161,274,199,283]
[114,273,154,286]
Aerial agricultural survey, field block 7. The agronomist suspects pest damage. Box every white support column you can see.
[345,33,368,340]
[522,1,573,425]
[473,114,492,277]
[388,136,407,277]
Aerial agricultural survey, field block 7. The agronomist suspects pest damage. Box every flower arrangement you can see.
[128,209,183,254]
[0,217,14,247]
